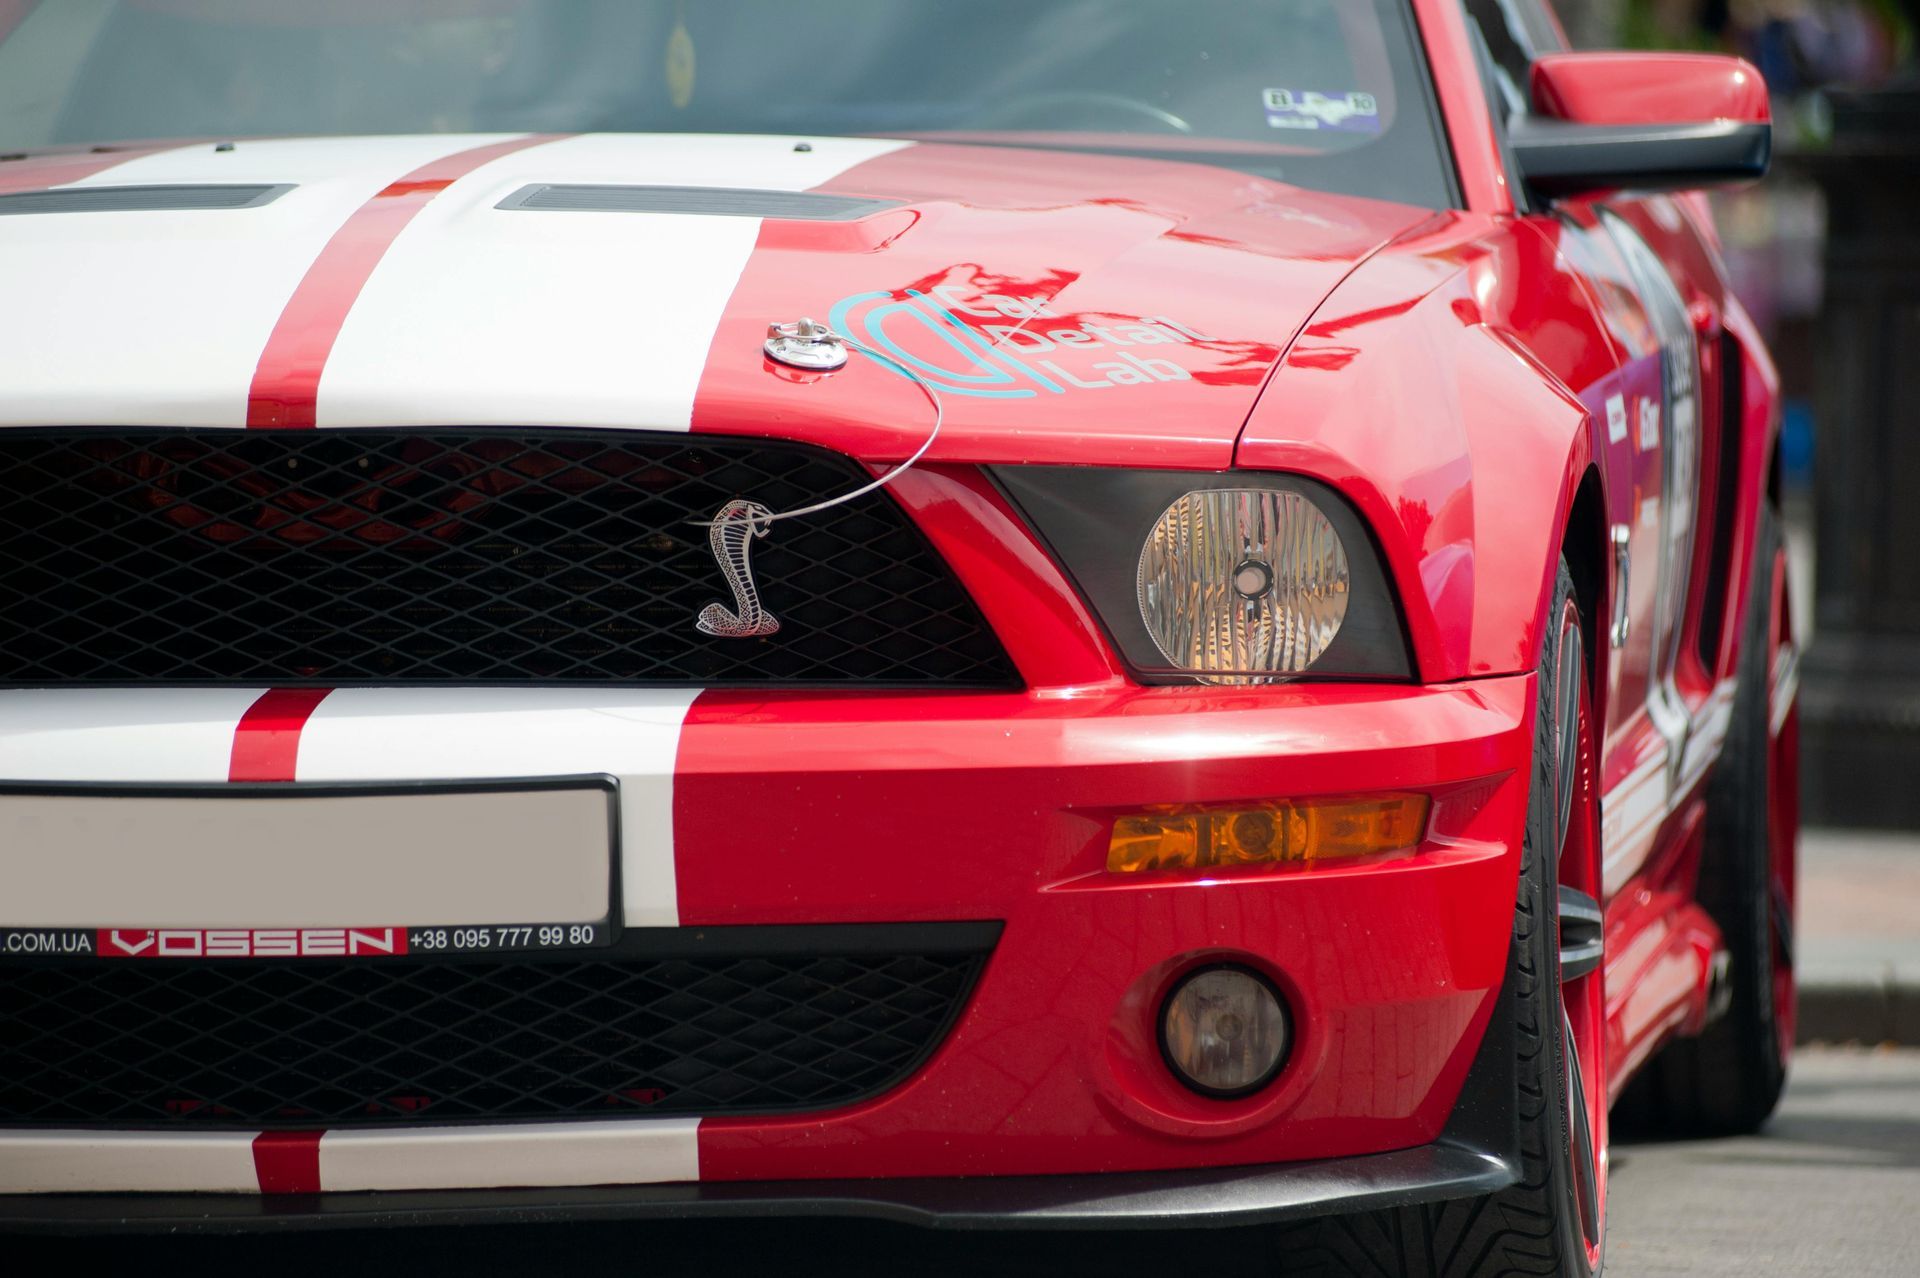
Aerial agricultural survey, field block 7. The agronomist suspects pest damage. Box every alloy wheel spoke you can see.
[1563,1007,1602,1251]
[1554,618,1582,860]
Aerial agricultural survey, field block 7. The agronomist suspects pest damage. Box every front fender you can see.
[1236,216,1614,685]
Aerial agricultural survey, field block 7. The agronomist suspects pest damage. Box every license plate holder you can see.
[0,776,621,961]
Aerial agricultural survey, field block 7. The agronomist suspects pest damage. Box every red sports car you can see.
[0,2,1794,1274]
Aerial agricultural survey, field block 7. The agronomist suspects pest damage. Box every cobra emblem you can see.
[696,499,781,637]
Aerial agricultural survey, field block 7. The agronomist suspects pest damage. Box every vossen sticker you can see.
[1264,89,1381,134]
[99,928,409,958]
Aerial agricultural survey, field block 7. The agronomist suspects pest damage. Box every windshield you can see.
[0,0,1455,207]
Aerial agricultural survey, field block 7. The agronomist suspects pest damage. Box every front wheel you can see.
[1270,559,1606,1276]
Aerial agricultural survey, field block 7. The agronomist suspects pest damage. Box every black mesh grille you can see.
[0,429,1017,686]
[0,938,990,1128]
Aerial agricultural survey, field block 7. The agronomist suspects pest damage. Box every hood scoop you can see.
[0,183,292,215]
[496,183,900,221]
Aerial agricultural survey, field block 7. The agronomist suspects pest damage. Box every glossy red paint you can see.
[244,133,562,429]
[1409,0,1515,215]
[690,142,1434,469]
[0,0,1796,1209]
[1600,800,1722,1094]
[1530,53,1772,129]
[885,466,1125,691]
[251,1131,322,1195]
[677,674,1534,1178]
[665,7,1787,1166]
[228,687,333,784]
[1235,210,1609,685]
[665,466,1544,1177]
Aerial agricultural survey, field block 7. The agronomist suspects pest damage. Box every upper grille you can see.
[0,928,993,1128]
[0,430,1017,686]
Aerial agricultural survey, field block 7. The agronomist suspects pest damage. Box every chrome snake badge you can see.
[696,499,781,637]
[693,317,942,638]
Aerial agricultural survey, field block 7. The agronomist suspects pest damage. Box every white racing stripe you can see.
[292,688,702,929]
[0,1131,257,1194]
[0,687,266,782]
[316,133,912,430]
[0,686,705,1196]
[0,1121,703,1195]
[317,1119,700,1193]
[0,136,524,428]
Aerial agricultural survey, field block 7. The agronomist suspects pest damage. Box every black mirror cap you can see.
[1511,118,1771,199]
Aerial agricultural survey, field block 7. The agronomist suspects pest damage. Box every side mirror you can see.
[1510,52,1772,198]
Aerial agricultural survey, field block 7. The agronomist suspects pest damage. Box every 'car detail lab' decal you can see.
[827,288,1218,399]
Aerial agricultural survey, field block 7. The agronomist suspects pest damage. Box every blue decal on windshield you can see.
[1263,89,1381,134]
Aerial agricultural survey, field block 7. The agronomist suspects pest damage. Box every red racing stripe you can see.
[230,688,333,783]
[252,1131,323,1194]
[245,133,562,430]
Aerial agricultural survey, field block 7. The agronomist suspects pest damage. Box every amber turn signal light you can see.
[1107,793,1429,876]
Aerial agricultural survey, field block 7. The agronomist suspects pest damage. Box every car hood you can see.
[0,133,1434,468]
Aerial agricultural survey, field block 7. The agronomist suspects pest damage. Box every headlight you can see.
[991,468,1409,684]
[1138,489,1348,680]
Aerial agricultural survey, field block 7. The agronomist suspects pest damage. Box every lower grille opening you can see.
[0,925,995,1129]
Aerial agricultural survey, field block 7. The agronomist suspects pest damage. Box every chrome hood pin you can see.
[696,317,943,638]
[764,317,848,371]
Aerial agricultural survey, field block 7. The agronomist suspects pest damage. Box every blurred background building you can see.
[1560,0,1919,827]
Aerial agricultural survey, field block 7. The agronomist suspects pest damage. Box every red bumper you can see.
[679,672,1535,1181]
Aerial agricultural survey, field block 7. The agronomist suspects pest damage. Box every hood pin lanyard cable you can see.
[692,318,945,638]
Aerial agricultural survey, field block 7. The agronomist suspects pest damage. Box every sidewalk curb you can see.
[1798,966,1920,1045]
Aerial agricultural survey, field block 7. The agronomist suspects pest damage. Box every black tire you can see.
[1617,503,1790,1136]
[1268,560,1601,1277]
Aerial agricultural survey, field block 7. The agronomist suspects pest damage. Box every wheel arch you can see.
[1562,465,1609,718]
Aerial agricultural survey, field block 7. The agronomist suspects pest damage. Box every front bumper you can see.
[0,1140,1513,1235]
[0,671,1534,1198]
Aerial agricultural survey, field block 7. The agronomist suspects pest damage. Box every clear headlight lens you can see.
[989,467,1410,684]
[1137,490,1349,683]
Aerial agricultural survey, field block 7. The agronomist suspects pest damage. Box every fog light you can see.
[1107,793,1428,876]
[1160,966,1289,1097]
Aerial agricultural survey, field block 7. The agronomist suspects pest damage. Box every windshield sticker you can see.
[666,6,696,109]
[1263,89,1381,134]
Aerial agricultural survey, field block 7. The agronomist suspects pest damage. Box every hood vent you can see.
[0,183,292,215]
[497,183,900,221]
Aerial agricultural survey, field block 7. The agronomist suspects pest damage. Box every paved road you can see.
[39,1047,1920,1275]
[1607,1046,1920,1278]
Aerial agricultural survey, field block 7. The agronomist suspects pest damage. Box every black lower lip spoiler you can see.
[0,1140,1510,1236]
